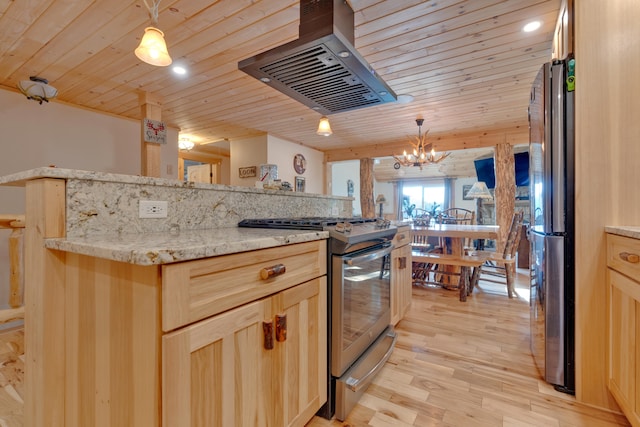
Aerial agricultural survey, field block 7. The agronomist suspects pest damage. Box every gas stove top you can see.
[238,217,380,230]
[238,217,397,252]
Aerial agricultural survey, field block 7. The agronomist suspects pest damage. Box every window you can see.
[402,181,445,218]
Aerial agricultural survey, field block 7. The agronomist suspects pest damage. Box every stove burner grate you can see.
[238,217,378,230]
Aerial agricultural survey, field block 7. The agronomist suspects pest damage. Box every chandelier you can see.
[393,119,450,170]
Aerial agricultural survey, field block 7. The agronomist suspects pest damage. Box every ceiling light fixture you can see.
[523,21,541,32]
[393,118,450,170]
[18,76,58,104]
[316,116,332,136]
[172,65,187,75]
[135,0,172,66]
[178,136,194,150]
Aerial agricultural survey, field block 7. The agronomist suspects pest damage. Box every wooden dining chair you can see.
[0,215,25,324]
[437,208,475,225]
[436,208,476,253]
[469,211,524,298]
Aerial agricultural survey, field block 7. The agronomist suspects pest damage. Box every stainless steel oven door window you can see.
[331,244,393,377]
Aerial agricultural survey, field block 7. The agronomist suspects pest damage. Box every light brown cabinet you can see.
[390,226,412,325]
[607,233,640,427]
[163,276,327,427]
[44,238,327,427]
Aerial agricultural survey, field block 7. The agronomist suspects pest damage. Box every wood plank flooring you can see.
[308,271,630,427]
[0,271,630,426]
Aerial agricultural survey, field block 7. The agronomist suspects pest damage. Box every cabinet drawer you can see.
[162,240,326,331]
[607,234,640,279]
[393,228,410,248]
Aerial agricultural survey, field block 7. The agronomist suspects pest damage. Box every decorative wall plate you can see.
[293,154,306,174]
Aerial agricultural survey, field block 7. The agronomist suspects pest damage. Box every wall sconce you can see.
[178,137,194,150]
[316,116,332,136]
[135,0,172,66]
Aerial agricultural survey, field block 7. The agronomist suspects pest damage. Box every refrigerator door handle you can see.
[550,62,566,233]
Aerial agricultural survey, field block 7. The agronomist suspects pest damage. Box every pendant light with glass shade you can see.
[316,116,332,136]
[135,0,172,67]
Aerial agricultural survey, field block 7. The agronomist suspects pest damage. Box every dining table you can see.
[411,223,500,287]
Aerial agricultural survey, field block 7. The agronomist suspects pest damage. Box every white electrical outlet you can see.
[139,200,168,218]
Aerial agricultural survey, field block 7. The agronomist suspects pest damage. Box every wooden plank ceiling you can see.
[0,0,559,169]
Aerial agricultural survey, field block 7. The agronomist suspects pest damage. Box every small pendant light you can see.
[316,116,332,136]
[135,0,172,67]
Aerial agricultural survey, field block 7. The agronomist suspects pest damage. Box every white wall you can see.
[0,88,179,180]
[229,135,268,187]
[329,160,395,218]
[267,135,324,195]
[0,87,179,310]
[229,134,324,194]
[453,177,478,211]
[374,181,395,217]
[331,160,360,216]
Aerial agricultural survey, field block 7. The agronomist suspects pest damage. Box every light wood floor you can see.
[0,271,630,426]
[308,271,630,427]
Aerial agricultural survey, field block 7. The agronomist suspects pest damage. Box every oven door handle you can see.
[344,329,397,392]
[343,245,393,266]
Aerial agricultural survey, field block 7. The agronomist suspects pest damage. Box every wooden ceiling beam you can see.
[324,125,528,162]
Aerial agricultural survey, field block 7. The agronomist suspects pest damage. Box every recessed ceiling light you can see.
[523,21,541,32]
[260,77,271,83]
[396,94,414,104]
[338,51,350,58]
[172,65,187,75]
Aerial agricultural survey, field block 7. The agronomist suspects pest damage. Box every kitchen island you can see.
[0,168,351,427]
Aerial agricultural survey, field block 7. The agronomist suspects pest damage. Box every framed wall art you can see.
[293,154,306,174]
[295,176,306,192]
[462,184,473,200]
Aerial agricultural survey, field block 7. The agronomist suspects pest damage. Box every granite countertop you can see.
[45,227,329,266]
[605,226,640,240]
[0,167,348,200]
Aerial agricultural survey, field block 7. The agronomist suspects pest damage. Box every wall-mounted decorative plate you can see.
[293,154,306,174]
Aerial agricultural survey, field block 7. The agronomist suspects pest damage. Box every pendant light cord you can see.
[142,0,161,26]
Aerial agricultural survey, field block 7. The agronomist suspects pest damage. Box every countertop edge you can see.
[605,226,640,240]
[0,167,352,200]
[45,228,329,266]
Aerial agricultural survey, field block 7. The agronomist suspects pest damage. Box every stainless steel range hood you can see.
[238,0,396,115]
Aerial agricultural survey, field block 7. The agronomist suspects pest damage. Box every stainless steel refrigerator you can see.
[528,57,575,394]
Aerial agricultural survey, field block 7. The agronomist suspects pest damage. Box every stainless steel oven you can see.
[238,217,397,420]
[330,241,396,420]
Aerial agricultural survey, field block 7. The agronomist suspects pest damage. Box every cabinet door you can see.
[271,277,327,427]
[398,244,412,318]
[163,299,270,427]
[608,269,638,422]
[391,244,412,325]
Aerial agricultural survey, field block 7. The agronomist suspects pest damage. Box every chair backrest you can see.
[413,209,431,227]
[437,208,475,225]
[436,208,476,249]
[502,211,524,258]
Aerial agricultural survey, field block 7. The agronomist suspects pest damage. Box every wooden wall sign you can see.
[238,166,257,178]
[143,118,167,144]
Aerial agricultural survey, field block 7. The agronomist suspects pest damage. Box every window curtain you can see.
[443,178,453,209]
[395,180,404,220]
